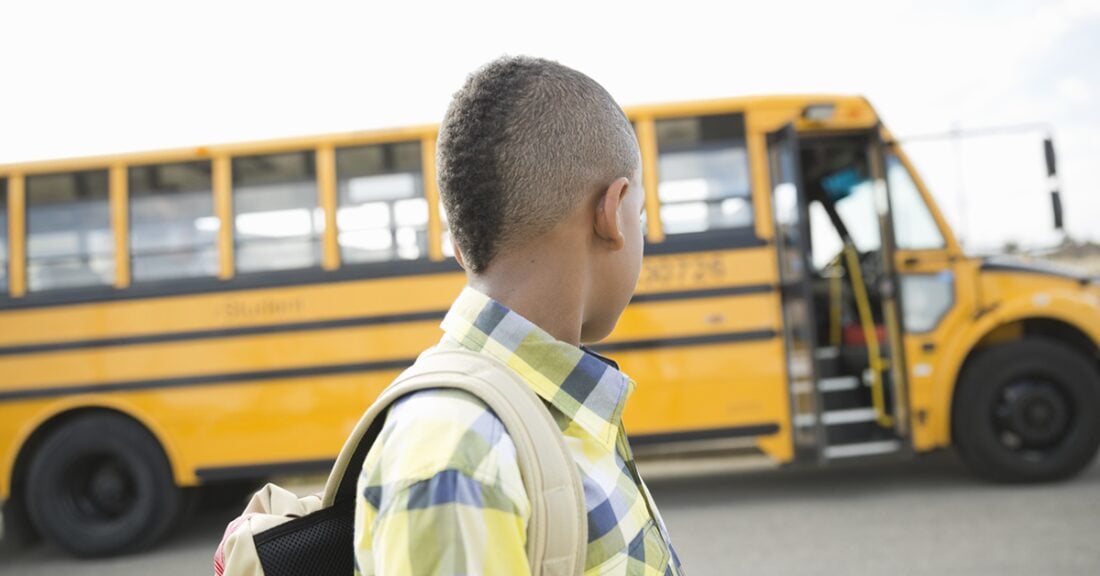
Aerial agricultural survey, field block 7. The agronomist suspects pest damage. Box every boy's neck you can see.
[467,242,588,347]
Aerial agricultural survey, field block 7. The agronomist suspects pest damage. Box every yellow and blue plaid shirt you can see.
[354,287,683,575]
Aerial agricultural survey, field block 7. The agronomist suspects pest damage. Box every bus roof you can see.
[0,94,879,175]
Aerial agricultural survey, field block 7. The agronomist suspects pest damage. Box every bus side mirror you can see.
[1051,190,1064,230]
[1044,138,1064,230]
[1044,138,1057,177]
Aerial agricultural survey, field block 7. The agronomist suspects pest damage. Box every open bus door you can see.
[767,124,825,461]
[769,124,913,463]
[868,131,913,446]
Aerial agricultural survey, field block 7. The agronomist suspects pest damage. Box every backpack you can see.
[215,349,587,576]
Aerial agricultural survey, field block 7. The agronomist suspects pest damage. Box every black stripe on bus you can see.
[196,459,336,482]
[0,284,773,357]
[630,423,781,446]
[0,309,449,356]
[642,230,768,255]
[0,233,769,311]
[0,259,464,311]
[0,329,778,403]
[593,329,777,353]
[630,284,773,304]
[0,358,418,403]
[194,422,784,481]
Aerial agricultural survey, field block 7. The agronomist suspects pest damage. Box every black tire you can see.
[24,413,183,557]
[953,338,1100,483]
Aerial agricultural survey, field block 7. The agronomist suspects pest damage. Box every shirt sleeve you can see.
[354,389,531,576]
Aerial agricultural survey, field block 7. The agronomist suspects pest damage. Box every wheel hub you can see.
[71,456,137,520]
[996,379,1071,449]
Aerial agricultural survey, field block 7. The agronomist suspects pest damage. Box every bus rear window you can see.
[129,161,219,282]
[25,169,114,291]
[232,151,323,274]
[655,113,752,236]
[335,141,427,263]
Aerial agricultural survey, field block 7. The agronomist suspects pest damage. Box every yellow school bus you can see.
[1,95,1098,556]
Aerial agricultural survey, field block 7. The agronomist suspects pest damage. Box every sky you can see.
[1,0,1097,251]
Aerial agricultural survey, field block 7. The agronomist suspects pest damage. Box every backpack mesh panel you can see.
[254,503,354,576]
[251,406,387,575]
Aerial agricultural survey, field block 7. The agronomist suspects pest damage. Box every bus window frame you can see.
[638,111,767,254]
[125,159,221,285]
[331,140,433,267]
[229,150,326,276]
[23,168,117,294]
[885,142,962,257]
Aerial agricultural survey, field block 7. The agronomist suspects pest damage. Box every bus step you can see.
[823,407,876,424]
[790,376,860,397]
[825,420,893,445]
[793,407,876,427]
[824,440,901,459]
[822,385,871,412]
[820,376,860,392]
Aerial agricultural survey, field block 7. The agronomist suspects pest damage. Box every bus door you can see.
[866,133,913,447]
[769,125,911,463]
[767,124,825,461]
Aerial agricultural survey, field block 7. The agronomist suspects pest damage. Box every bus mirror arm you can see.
[897,126,1065,232]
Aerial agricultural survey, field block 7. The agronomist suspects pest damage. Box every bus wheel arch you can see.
[948,320,1100,482]
[938,316,1099,445]
[10,405,189,556]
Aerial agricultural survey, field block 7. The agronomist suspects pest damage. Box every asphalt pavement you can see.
[2,451,1098,575]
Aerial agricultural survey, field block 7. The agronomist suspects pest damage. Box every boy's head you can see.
[438,56,643,341]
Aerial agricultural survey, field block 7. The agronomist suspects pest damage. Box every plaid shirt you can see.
[354,287,682,575]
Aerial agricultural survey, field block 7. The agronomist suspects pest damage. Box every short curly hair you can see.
[437,56,639,273]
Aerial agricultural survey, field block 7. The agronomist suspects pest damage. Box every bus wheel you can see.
[24,413,183,557]
[953,338,1100,483]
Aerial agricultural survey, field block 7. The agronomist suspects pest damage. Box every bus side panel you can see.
[0,321,442,393]
[617,338,790,458]
[123,370,403,480]
[614,246,791,462]
[0,272,467,350]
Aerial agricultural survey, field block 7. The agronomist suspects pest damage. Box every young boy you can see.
[354,56,682,575]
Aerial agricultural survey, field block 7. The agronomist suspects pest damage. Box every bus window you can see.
[232,151,323,274]
[25,169,114,291]
[1,178,7,292]
[655,113,752,236]
[887,155,945,250]
[809,202,843,270]
[335,141,427,263]
[834,180,881,253]
[129,161,219,281]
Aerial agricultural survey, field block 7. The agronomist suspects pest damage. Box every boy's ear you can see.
[593,177,630,251]
[453,242,468,271]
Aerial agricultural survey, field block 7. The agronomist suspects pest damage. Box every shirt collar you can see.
[440,287,634,451]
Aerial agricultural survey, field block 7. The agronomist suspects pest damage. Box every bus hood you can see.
[980,256,1098,287]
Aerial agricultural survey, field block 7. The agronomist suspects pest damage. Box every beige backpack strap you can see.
[322,349,587,576]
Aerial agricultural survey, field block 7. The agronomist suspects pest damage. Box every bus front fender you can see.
[927,290,1100,449]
